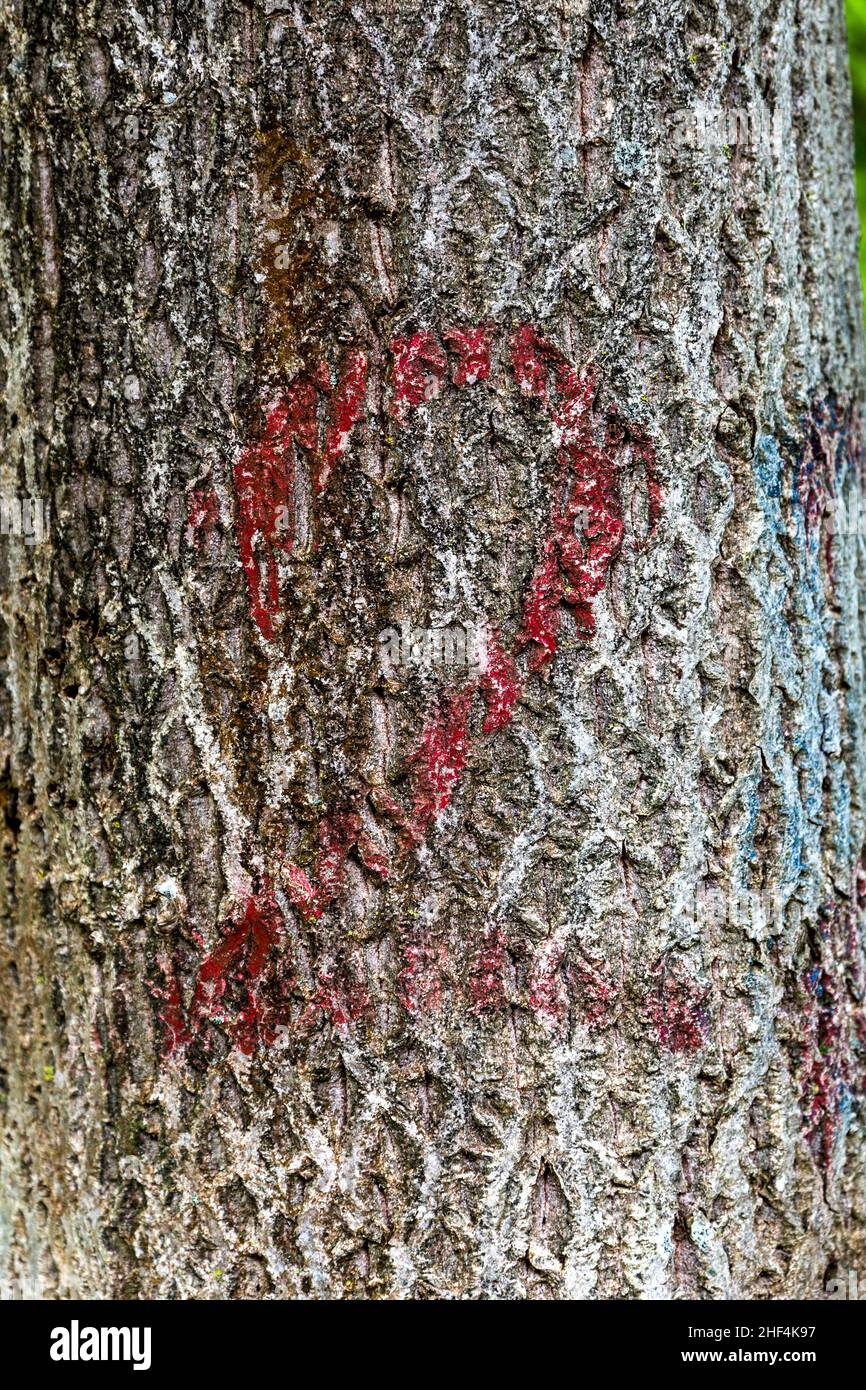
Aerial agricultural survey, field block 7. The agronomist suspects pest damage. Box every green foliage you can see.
[848,1,866,310]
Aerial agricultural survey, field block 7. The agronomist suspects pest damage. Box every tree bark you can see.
[2,0,866,1300]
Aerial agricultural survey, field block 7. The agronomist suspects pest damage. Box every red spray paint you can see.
[317,350,368,493]
[300,965,370,1032]
[479,629,521,733]
[315,807,390,903]
[405,685,475,843]
[282,861,323,924]
[191,322,667,1053]
[510,327,625,664]
[398,939,445,1014]
[517,539,564,672]
[529,947,567,1023]
[232,378,319,640]
[568,957,618,1028]
[647,961,707,1054]
[443,325,493,387]
[470,926,507,1012]
[389,331,448,423]
[151,957,189,1055]
[191,883,290,1055]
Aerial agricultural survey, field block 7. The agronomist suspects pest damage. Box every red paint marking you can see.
[318,816,362,898]
[187,323,669,1054]
[318,350,367,492]
[470,927,507,1012]
[315,807,390,902]
[405,685,475,843]
[529,947,566,1022]
[479,628,521,733]
[569,957,618,1028]
[647,962,707,1053]
[151,957,189,1055]
[389,331,448,423]
[356,827,390,879]
[510,323,559,401]
[369,786,414,841]
[315,811,358,903]
[558,411,625,634]
[443,324,493,387]
[187,487,219,546]
[234,994,269,1057]
[511,330,624,663]
[516,539,563,671]
[282,862,323,923]
[191,883,289,1054]
[233,377,319,640]
[301,966,370,1032]
[398,940,444,1014]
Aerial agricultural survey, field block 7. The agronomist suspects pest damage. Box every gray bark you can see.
[2,0,866,1300]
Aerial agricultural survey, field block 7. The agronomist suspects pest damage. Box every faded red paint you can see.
[647,962,707,1054]
[318,350,367,492]
[190,322,668,1053]
[369,785,414,843]
[316,811,359,903]
[470,927,507,1012]
[187,486,219,546]
[480,629,521,733]
[443,324,493,387]
[389,331,448,422]
[315,807,390,902]
[355,827,391,879]
[406,685,475,843]
[301,965,370,1031]
[569,957,618,1028]
[233,378,319,640]
[529,947,566,1023]
[511,328,625,663]
[151,958,189,1055]
[282,861,323,924]
[398,940,445,1014]
[231,322,655,654]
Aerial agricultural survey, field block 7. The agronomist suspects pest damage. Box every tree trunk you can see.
[2,0,866,1301]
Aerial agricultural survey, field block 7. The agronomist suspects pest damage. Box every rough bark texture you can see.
[2,0,866,1301]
